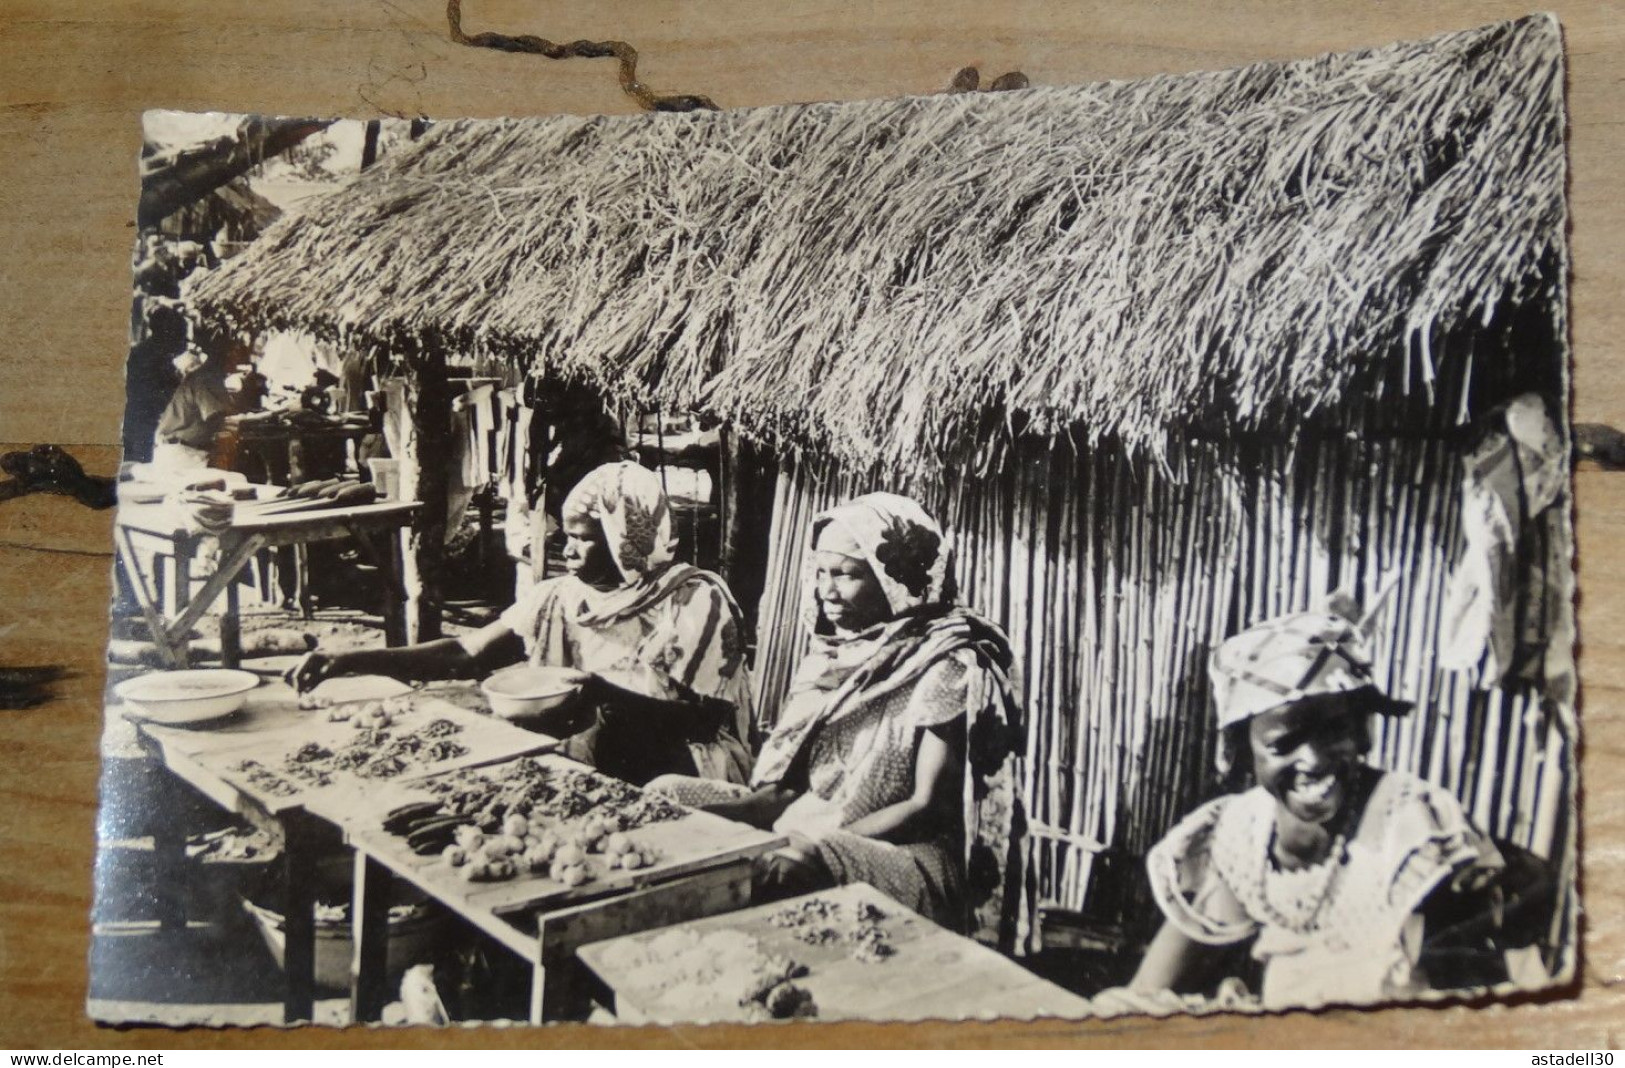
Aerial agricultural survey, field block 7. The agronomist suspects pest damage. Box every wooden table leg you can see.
[296,544,313,620]
[172,545,192,667]
[160,535,263,666]
[384,530,406,648]
[528,961,550,1026]
[281,812,321,1024]
[344,525,406,648]
[151,775,188,934]
[351,852,393,1023]
[221,579,241,669]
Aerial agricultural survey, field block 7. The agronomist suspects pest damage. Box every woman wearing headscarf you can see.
[652,492,1032,951]
[1091,609,1553,1015]
[290,461,753,785]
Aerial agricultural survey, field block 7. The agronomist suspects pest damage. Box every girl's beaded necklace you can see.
[1259,827,1350,933]
[1256,780,1366,934]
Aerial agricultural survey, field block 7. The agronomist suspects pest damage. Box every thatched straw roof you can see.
[190,16,1565,476]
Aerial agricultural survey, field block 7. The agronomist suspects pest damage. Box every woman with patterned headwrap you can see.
[651,493,1033,952]
[1090,609,1553,1016]
[289,461,754,785]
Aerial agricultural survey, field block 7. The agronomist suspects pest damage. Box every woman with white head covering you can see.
[291,461,753,785]
[652,492,1032,952]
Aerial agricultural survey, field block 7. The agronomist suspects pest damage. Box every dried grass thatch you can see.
[190,16,1565,477]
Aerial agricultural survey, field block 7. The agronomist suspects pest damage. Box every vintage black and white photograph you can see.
[91,14,1576,1028]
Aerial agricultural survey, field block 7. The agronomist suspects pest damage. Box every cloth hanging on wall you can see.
[1441,393,1572,704]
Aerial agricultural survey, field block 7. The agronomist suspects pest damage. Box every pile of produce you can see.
[738,955,818,1019]
[592,929,818,1021]
[272,476,377,505]
[769,896,896,963]
[379,757,687,886]
[232,697,469,795]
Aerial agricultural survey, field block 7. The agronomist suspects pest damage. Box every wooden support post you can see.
[350,853,393,1023]
[280,812,322,1024]
[172,542,192,666]
[719,432,774,635]
[400,351,450,642]
[221,579,241,668]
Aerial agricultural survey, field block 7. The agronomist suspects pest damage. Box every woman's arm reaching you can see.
[286,620,525,692]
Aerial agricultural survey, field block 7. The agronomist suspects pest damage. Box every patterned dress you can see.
[654,492,1032,951]
[662,651,985,925]
[1146,768,1505,1010]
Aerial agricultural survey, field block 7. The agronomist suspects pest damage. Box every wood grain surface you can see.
[2,0,1622,1049]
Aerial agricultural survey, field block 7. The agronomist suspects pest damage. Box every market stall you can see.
[113,482,418,667]
[579,882,1093,1024]
[115,673,555,1022]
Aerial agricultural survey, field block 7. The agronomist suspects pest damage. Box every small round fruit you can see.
[503,814,528,838]
[442,845,467,867]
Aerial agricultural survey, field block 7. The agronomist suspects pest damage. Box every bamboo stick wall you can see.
[750,434,1572,926]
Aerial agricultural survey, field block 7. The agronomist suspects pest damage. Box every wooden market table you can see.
[338,752,787,1024]
[119,674,556,1024]
[578,882,1094,1024]
[113,492,420,669]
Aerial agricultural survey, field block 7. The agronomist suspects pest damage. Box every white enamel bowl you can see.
[114,668,260,725]
[480,665,580,720]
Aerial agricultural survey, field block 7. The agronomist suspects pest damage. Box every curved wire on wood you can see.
[445,0,721,113]
[447,1,1030,113]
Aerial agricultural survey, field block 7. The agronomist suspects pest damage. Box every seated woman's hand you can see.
[751,833,834,903]
[286,650,342,694]
[598,660,677,700]
[551,667,595,692]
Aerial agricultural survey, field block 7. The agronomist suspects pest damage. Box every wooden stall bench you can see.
[578,882,1094,1025]
[118,674,555,1023]
[113,490,419,669]
[338,751,786,1023]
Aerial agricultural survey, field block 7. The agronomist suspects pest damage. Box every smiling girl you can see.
[1123,611,1525,1012]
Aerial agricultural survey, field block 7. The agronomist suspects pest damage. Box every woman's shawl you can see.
[504,461,755,773]
[758,492,1034,953]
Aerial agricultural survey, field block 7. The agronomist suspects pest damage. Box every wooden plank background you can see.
[1,0,1621,1049]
